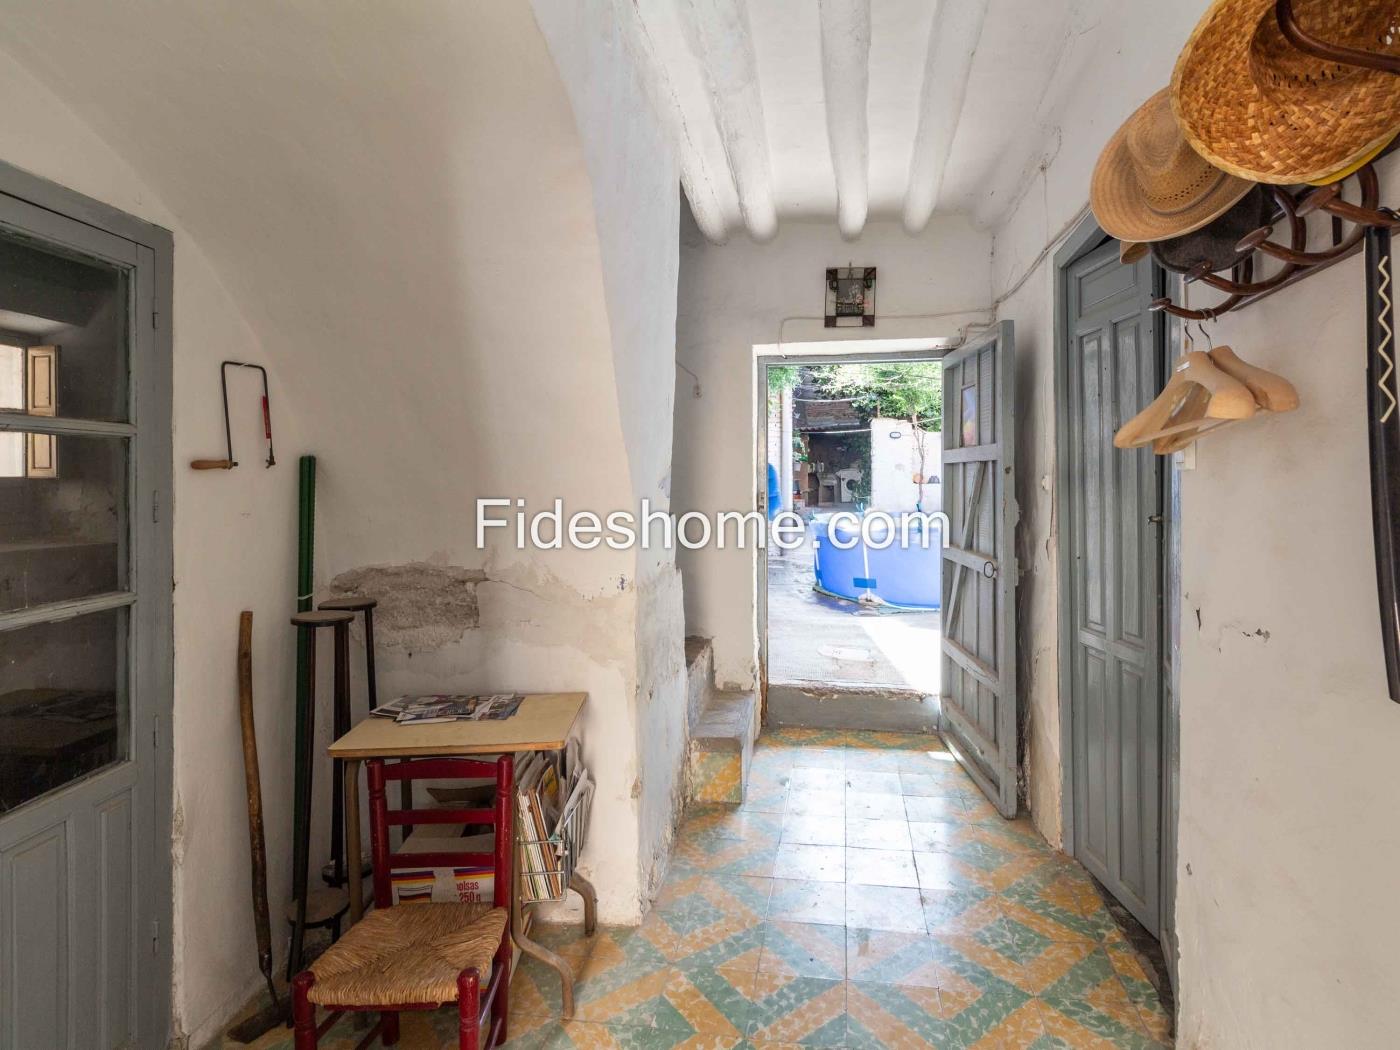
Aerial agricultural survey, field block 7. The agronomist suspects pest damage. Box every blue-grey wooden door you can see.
[1063,240,1163,933]
[940,322,1019,817]
[0,184,172,1049]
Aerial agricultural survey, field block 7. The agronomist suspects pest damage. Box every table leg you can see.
[512,911,578,1019]
[345,759,364,924]
[570,872,598,936]
[510,849,581,1018]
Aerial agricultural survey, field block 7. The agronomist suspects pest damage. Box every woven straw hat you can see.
[1119,241,1150,264]
[1091,88,1256,243]
[1172,0,1400,185]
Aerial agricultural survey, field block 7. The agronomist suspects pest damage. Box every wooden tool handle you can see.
[191,459,234,470]
[237,612,275,990]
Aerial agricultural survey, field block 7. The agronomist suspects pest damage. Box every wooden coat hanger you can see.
[1151,342,1300,453]
[1114,343,1256,449]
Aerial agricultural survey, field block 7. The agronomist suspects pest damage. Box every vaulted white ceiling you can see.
[629,0,1116,242]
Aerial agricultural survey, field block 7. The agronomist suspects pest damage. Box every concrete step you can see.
[687,689,756,805]
[684,635,714,733]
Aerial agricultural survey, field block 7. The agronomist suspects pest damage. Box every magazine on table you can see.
[371,693,523,724]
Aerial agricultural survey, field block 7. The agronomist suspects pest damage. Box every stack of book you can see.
[517,739,593,902]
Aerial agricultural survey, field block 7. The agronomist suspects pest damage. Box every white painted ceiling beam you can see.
[818,0,871,240]
[902,0,990,234]
[625,0,739,243]
[679,0,778,242]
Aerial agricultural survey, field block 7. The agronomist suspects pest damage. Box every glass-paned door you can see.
[0,182,171,1050]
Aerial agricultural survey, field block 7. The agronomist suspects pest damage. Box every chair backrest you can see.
[366,755,514,911]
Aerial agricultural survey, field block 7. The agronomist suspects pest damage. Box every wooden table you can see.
[329,692,597,1016]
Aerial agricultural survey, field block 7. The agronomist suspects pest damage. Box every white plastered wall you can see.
[992,0,1400,1044]
[870,418,942,514]
[0,51,308,1050]
[673,215,992,689]
[0,1,687,1044]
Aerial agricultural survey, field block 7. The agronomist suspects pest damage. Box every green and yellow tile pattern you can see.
[222,729,1170,1049]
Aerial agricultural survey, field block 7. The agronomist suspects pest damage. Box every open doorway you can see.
[758,344,946,731]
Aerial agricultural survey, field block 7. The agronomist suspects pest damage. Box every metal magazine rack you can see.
[517,775,592,904]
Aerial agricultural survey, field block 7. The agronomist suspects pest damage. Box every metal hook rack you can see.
[1150,162,1400,321]
[1275,0,1400,77]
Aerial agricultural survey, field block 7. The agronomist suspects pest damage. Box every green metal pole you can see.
[287,455,315,977]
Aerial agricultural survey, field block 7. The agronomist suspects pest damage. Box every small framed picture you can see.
[825,267,876,327]
[961,386,978,446]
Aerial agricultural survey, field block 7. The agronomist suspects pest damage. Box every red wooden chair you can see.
[292,755,514,1050]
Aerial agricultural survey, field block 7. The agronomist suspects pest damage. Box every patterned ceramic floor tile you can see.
[846,847,919,888]
[848,731,945,751]
[846,791,907,820]
[1036,997,1162,1049]
[845,928,942,989]
[774,842,845,882]
[742,972,849,1046]
[742,781,791,814]
[519,1019,747,1049]
[904,795,969,822]
[232,729,1166,1050]
[682,807,784,845]
[998,866,1116,945]
[768,879,847,926]
[1030,948,1158,1047]
[785,790,847,818]
[643,874,770,972]
[842,747,907,772]
[845,884,927,934]
[847,979,1044,1049]
[898,772,965,798]
[914,850,998,893]
[513,924,602,1021]
[844,817,912,851]
[782,813,847,847]
[564,927,684,1027]
[1100,929,1171,1045]
[844,771,903,794]
[758,921,848,979]
[907,820,961,852]
[672,837,779,878]
[654,965,757,1039]
[789,767,847,792]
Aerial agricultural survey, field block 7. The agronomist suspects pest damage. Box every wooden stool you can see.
[288,609,355,978]
[317,596,381,887]
[282,888,350,945]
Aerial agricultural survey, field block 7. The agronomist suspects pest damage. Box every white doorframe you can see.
[753,339,951,721]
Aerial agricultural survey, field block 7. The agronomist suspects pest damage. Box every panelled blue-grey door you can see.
[940,322,1018,817]
[0,183,172,1049]
[1063,240,1163,933]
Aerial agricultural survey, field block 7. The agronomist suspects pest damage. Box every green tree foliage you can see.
[806,362,942,431]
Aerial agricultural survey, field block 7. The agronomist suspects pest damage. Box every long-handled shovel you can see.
[229,611,287,1042]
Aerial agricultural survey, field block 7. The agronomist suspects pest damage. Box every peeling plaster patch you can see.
[328,562,487,652]
[170,798,186,869]
[476,561,635,668]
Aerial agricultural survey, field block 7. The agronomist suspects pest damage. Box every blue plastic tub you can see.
[811,514,942,610]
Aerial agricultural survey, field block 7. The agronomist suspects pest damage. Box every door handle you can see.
[1148,514,1164,525]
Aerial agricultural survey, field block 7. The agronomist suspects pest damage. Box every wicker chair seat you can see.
[307,903,508,1007]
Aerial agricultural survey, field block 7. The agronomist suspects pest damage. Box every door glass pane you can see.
[0,433,127,611]
[0,229,128,422]
[0,606,128,814]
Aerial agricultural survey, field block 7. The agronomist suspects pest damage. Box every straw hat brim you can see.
[1172,0,1400,184]
[1090,107,1255,243]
